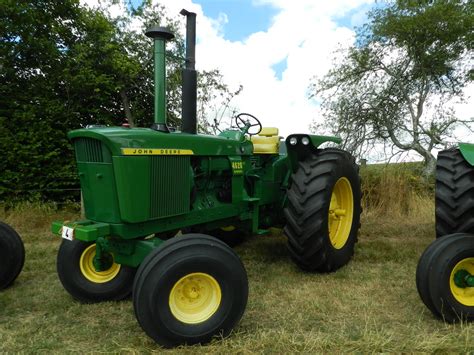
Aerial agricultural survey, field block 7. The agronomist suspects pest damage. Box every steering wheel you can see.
[234,113,262,136]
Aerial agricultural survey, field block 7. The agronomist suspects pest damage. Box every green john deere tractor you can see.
[0,221,25,290]
[52,10,362,347]
[417,143,474,322]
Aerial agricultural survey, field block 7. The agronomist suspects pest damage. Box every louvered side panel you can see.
[75,138,104,162]
[150,156,190,218]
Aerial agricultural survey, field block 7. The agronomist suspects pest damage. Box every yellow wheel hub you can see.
[79,244,121,283]
[169,272,222,324]
[220,225,236,232]
[450,257,474,306]
[328,177,354,249]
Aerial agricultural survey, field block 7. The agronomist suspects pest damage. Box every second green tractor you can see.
[417,143,474,322]
[52,9,362,347]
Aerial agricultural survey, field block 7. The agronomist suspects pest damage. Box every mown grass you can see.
[1,165,474,352]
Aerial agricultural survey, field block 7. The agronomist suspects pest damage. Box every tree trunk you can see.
[119,89,135,127]
[422,154,436,177]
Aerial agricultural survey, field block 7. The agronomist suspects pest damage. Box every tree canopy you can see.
[0,0,237,202]
[311,0,473,173]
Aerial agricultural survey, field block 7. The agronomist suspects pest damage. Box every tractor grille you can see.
[150,156,190,218]
[75,138,104,163]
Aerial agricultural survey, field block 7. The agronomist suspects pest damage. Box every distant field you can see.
[1,196,473,353]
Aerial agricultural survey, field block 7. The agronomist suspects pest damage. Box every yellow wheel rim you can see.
[79,244,121,283]
[328,177,354,249]
[450,257,474,306]
[220,225,236,232]
[169,272,222,324]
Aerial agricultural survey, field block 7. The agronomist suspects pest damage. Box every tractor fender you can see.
[459,142,474,167]
[285,134,342,172]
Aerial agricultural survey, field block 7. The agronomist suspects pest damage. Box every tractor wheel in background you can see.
[133,234,248,347]
[57,239,136,303]
[0,222,25,290]
[428,233,474,322]
[183,226,246,247]
[416,233,468,317]
[284,148,362,272]
[435,148,474,238]
[208,226,246,247]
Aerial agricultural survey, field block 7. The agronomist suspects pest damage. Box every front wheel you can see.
[133,234,248,347]
[284,148,362,272]
[57,239,136,303]
[427,233,474,322]
[184,225,246,247]
[416,233,468,317]
[0,222,25,290]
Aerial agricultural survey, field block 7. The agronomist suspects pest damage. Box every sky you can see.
[82,0,472,145]
[82,0,375,137]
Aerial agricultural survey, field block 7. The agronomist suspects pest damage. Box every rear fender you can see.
[459,143,474,166]
[285,134,341,172]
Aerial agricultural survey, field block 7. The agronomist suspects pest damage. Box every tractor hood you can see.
[68,127,253,156]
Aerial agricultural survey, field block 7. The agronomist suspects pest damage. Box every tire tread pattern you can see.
[133,234,248,347]
[0,222,25,290]
[283,148,362,272]
[436,149,474,238]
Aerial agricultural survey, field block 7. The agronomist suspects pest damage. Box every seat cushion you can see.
[251,128,280,154]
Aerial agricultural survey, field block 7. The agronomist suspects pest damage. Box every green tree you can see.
[98,0,240,130]
[311,0,473,174]
[1,0,92,202]
[0,0,238,202]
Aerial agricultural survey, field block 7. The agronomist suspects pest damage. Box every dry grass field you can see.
[1,165,473,353]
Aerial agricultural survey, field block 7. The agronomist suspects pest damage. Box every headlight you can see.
[289,137,298,145]
[301,137,310,145]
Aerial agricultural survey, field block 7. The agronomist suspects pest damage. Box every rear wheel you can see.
[133,234,248,347]
[0,222,25,290]
[428,233,474,322]
[57,239,136,302]
[436,148,474,238]
[284,148,362,272]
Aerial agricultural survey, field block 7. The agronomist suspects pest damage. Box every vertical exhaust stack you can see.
[180,9,197,134]
[145,26,175,132]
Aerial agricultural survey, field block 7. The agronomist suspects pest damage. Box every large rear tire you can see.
[284,148,362,272]
[427,233,474,322]
[436,148,474,238]
[57,239,136,303]
[133,234,248,347]
[0,222,25,290]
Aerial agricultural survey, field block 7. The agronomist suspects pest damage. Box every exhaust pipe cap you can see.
[145,26,175,41]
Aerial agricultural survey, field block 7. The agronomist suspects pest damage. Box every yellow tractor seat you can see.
[251,127,280,154]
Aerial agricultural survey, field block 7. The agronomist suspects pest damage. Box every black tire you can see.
[183,227,246,247]
[284,148,361,272]
[428,233,474,322]
[57,239,136,303]
[416,233,468,317]
[436,148,474,238]
[133,234,248,347]
[0,222,25,290]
